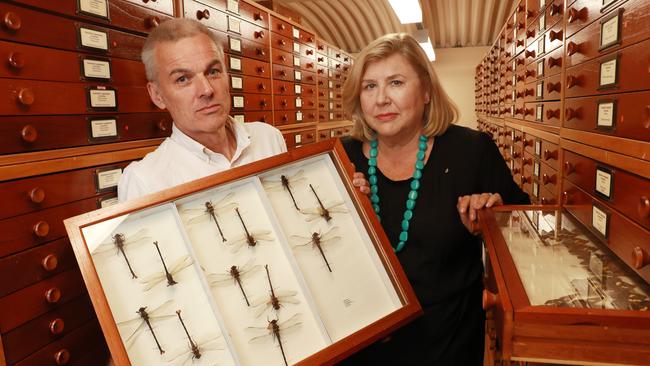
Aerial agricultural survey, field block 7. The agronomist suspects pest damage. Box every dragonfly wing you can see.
[215,202,237,214]
[162,346,190,363]
[240,264,263,279]
[253,230,274,242]
[327,203,348,213]
[206,272,232,286]
[246,326,272,344]
[169,256,194,274]
[185,213,209,226]
[91,242,115,255]
[122,321,145,349]
[279,313,303,330]
[148,299,177,318]
[224,235,247,252]
[276,290,300,305]
[139,272,165,291]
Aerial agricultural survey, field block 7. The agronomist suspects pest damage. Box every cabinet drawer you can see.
[229,13,267,45]
[565,38,650,98]
[218,32,270,62]
[272,79,295,96]
[299,56,317,72]
[226,55,269,78]
[3,295,95,365]
[563,90,650,142]
[184,0,228,32]
[272,63,294,82]
[298,96,317,110]
[229,74,269,94]
[272,48,293,67]
[232,111,272,125]
[0,113,171,154]
[543,0,564,33]
[270,15,292,38]
[123,0,174,16]
[230,93,271,111]
[274,110,297,126]
[0,269,85,333]
[237,0,269,29]
[274,96,295,110]
[0,3,145,61]
[526,101,561,126]
[270,28,294,53]
[299,43,316,60]
[565,0,627,38]
[564,149,650,230]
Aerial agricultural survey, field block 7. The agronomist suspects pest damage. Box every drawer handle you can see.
[279,85,287,92]
[256,48,265,56]
[278,55,286,62]
[29,187,46,203]
[566,75,581,88]
[33,220,50,237]
[257,83,266,91]
[317,69,324,74]
[526,10,534,19]
[306,62,314,68]
[482,289,499,310]
[638,196,650,220]
[541,197,556,205]
[254,13,263,21]
[145,16,160,29]
[259,100,267,107]
[567,7,587,23]
[542,173,556,185]
[515,107,524,115]
[279,69,286,76]
[564,161,574,174]
[517,21,524,30]
[567,41,581,56]
[524,108,534,116]
[281,100,288,107]
[523,138,533,147]
[525,50,535,59]
[522,157,532,166]
[42,253,59,272]
[54,349,70,365]
[49,318,65,335]
[546,109,560,119]
[517,58,525,66]
[516,39,524,47]
[3,11,22,31]
[157,119,169,132]
[547,56,561,68]
[524,88,534,97]
[8,51,25,69]
[565,107,580,120]
[633,246,650,269]
[256,66,265,74]
[543,148,557,161]
[306,49,313,55]
[512,151,521,158]
[561,191,572,205]
[525,69,535,78]
[512,167,521,174]
[254,30,264,39]
[549,29,563,42]
[516,74,524,82]
[45,287,61,303]
[282,114,288,121]
[196,9,210,20]
[21,124,38,142]
[18,87,35,106]
[516,91,523,98]
[505,52,511,59]
[546,81,561,93]
[550,3,563,16]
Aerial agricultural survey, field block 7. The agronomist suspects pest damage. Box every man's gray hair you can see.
[141,18,224,81]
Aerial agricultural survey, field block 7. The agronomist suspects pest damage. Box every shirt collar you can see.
[170,117,251,164]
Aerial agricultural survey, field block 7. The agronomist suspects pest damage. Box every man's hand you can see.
[457,193,503,234]
[352,172,370,195]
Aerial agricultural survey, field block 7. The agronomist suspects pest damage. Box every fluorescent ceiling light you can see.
[388,0,422,24]
[418,38,436,61]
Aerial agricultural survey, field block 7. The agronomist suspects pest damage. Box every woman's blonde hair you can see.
[342,33,458,141]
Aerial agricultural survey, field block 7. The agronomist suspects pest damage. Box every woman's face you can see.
[359,53,430,140]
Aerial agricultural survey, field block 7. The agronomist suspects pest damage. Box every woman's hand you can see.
[352,171,370,195]
[457,193,503,234]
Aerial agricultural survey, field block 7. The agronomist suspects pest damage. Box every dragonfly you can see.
[247,313,303,366]
[290,226,342,272]
[261,170,307,210]
[139,252,194,291]
[162,309,225,365]
[116,299,176,354]
[250,265,300,318]
[299,184,347,222]
[225,208,275,252]
[93,229,151,278]
[180,193,237,242]
[207,259,262,306]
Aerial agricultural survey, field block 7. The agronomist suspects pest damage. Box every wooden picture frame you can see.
[64,139,421,366]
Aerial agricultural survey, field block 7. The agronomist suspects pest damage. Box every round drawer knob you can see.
[21,124,38,143]
[3,12,22,31]
[18,87,35,106]
[54,349,70,365]
[561,191,571,205]
[49,318,65,335]
[482,289,499,310]
[29,187,46,203]
[45,287,61,303]
[156,119,168,132]
[196,9,210,20]
[145,16,160,28]
[42,254,59,272]
[33,220,50,237]
[8,51,25,69]
[633,247,649,269]
[638,196,650,220]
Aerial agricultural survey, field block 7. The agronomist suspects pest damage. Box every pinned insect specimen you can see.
[180,193,236,242]
[207,259,262,306]
[262,170,307,210]
[300,184,347,222]
[247,313,303,366]
[117,299,176,354]
[251,265,300,317]
[140,252,193,291]
[163,309,224,364]
[290,226,342,272]
[93,229,152,278]
[225,208,275,252]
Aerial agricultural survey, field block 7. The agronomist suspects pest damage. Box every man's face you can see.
[147,33,230,140]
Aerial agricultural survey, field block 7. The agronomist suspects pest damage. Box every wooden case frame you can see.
[64,139,421,366]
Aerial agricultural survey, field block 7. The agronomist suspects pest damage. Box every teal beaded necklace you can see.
[367,135,428,253]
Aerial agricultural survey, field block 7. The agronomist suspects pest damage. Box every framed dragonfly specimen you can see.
[65,139,421,366]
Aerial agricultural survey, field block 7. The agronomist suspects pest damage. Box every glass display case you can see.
[64,140,421,366]
[480,206,650,365]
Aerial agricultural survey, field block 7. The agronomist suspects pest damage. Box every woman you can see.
[340,33,529,365]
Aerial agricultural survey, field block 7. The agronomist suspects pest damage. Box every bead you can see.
[401,219,409,231]
[415,160,425,170]
[418,141,427,150]
[419,135,428,142]
[412,169,422,179]
[406,199,416,210]
[370,185,378,194]
[394,241,405,252]
[417,151,425,160]
[408,190,418,200]
[370,140,378,148]
[372,204,380,213]
[369,175,377,185]
[368,157,377,166]
[399,231,408,242]
[370,194,380,203]
[410,179,420,190]
[368,166,376,175]
[369,148,378,158]
[404,209,413,220]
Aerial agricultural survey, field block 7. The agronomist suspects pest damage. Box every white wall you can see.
[430,46,489,130]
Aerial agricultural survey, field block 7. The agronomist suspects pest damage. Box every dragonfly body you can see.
[247,313,302,366]
[94,229,151,278]
[290,226,341,272]
[181,193,236,242]
[208,260,261,307]
[262,170,306,211]
[117,299,176,353]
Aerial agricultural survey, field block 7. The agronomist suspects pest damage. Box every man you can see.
[118,18,287,201]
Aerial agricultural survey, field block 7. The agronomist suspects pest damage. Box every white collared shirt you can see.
[118,119,287,202]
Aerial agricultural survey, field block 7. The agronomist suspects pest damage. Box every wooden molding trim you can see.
[561,139,650,179]
[560,128,650,163]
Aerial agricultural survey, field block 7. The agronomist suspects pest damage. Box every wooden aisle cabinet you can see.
[475,0,650,365]
[0,0,353,364]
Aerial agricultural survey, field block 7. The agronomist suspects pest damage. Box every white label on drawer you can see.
[512,74,516,87]
[230,76,243,89]
[534,161,540,177]
[539,14,545,31]
[233,114,245,123]
[79,27,108,50]
[510,105,515,117]
[329,91,334,99]
[600,13,619,47]
[295,97,302,108]
[595,167,613,198]
[329,112,334,120]
[537,60,544,77]
[294,70,302,80]
[535,140,541,156]
[293,56,301,67]
[97,168,122,190]
[90,118,117,138]
[233,96,244,108]
[229,37,241,52]
[227,0,239,14]
[539,0,545,7]
[293,42,300,53]
[329,102,334,110]
[512,59,516,72]
[533,181,539,197]
[328,80,333,88]
[294,84,301,94]
[229,56,241,71]
[597,101,615,127]
[591,205,609,238]
[89,89,116,108]
[536,82,543,98]
[536,104,543,121]
[512,90,516,102]
[294,134,302,144]
[79,0,108,18]
[292,27,300,39]
[603,0,615,5]
[537,38,545,55]
[328,69,333,78]
[228,16,241,33]
[296,111,303,121]
[82,59,111,79]
[510,159,514,171]
[599,58,617,87]
[100,196,119,208]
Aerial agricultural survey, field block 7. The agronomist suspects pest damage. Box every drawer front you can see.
[565,0,627,38]
[0,269,85,333]
[566,0,650,67]
[270,27,293,52]
[272,63,294,82]
[298,96,317,110]
[544,0,564,31]
[273,96,296,110]
[229,14,267,45]
[229,74,270,94]
[230,93,271,111]
[274,110,297,126]
[270,15,292,38]
[299,43,316,60]
[563,90,650,141]
[299,56,317,72]
[3,295,95,365]
[317,110,328,122]
[564,149,650,230]
[226,55,269,78]
[539,180,558,205]
[539,162,559,194]
[300,69,317,85]
[273,48,293,67]
[184,0,228,32]
[272,79,295,96]
[237,1,269,29]
[219,32,270,62]
[0,113,171,155]
[241,111,272,124]
[524,101,561,126]
[543,18,563,55]
[0,3,145,61]
[565,38,650,98]
[123,0,174,16]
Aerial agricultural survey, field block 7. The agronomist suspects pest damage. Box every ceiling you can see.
[255,0,517,53]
